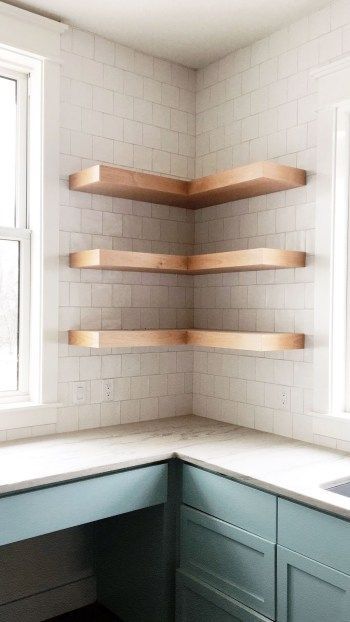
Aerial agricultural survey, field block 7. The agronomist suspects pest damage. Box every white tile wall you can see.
[8,2,350,450]
[193,0,350,450]
[3,28,195,441]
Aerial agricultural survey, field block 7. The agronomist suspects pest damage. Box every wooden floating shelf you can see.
[68,329,305,351]
[69,161,306,209]
[186,330,305,351]
[70,249,188,273]
[189,248,306,273]
[69,248,306,274]
[69,166,189,208]
[68,329,187,349]
[187,162,306,209]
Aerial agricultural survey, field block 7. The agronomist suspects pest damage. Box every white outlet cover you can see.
[73,382,87,404]
[103,379,114,402]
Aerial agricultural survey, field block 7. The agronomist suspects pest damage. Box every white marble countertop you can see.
[0,415,350,519]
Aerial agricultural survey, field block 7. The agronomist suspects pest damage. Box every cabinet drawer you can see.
[277,545,350,622]
[278,498,350,574]
[182,465,276,540]
[0,463,167,545]
[176,570,271,622]
[180,505,275,618]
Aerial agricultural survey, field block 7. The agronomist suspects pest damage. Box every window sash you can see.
[0,228,30,402]
[0,64,29,402]
[0,66,27,229]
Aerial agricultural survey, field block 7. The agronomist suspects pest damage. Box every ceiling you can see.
[5,0,328,68]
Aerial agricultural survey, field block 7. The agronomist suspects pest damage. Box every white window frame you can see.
[313,56,350,431]
[0,66,30,403]
[0,2,67,430]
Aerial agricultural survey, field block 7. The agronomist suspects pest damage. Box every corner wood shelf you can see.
[69,161,306,209]
[68,329,305,351]
[69,248,306,274]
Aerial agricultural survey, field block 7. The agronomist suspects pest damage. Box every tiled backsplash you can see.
[57,28,196,436]
[192,0,350,450]
[5,1,350,451]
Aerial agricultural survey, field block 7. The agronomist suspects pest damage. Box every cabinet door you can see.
[278,498,350,575]
[277,546,350,622]
[177,571,270,622]
[180,505,275,618]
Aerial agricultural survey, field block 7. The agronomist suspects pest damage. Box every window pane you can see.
[0,240,19,391]
[0,76,17,227]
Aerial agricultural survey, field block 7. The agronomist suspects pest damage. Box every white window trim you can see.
[313,55,350,424]
[0,65,30,403]
[0,3,67,428]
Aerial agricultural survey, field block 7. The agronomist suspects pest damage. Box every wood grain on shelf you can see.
[68,329,305,351]
[187,161,306,208]
[187,248,306,273]
[69,248,306,273]
[68,329,187,348]
[69,165,189,207]
[186,330,305,351]
[69,162,306,209]
[69,249,188,273]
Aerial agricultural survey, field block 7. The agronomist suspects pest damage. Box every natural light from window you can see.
[0,76,16,226]
[0,69,29,400]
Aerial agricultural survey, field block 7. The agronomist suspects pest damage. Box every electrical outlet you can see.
[103,379,114,402]
[73,382,86,404]
[281,390,288,407]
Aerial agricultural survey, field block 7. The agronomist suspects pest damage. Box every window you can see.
[313,58,350,425]
[0,3,66,430]
[0,68,30,403]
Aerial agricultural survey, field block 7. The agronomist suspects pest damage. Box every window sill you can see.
[311,411,350,441]
[0,402,60,431]
[310,411,350,422]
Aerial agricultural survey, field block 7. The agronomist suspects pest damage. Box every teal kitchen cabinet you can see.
[180,505,275,618]
[278,498,350,575]
[176,571,271,622]
[1,458,350,622]
[179,465,277,621]
[277,546,350,622]
[277,498,350,622]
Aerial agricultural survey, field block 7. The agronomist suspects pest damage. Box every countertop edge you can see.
[0,447,349,520]
[177,453,350,521]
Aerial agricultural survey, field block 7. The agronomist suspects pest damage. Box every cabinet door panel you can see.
[182,465,276,541]
[278,498,350,574]
[277,546,350,622]
[176,571,270,622]
[180,505,275,618]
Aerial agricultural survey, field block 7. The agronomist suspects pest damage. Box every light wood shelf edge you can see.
[69,161,306,209]
[68,329,188,348]
[69,165,189,207]
[187,162,306,208]
[69,249,188,273]
[69,248,306,273]
[68,329,305,351]
[187,248,306,273]
[186,330,305,351]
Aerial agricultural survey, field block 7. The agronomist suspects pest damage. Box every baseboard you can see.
[0,576,97,622]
